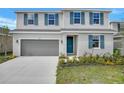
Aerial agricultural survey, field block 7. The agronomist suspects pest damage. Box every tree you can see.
[1,26,9,56]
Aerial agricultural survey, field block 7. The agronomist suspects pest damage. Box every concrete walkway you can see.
[0,56,58,84]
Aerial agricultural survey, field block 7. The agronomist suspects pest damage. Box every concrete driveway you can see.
[0,56,58,84]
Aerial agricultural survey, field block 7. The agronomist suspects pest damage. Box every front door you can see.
[67,36,73,54]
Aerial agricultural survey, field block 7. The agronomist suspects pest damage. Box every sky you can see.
[0,8,124,30]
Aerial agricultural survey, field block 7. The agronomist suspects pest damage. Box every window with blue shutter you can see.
[89,35,104,49]
[70,12,84,24]
[73,12,81,24]
[90,12,103,25]
[92,13,100,24]
[100,13,104,25]
[24,14,28,25]
[70,12,73,24]
[46,14,59,25]
[45,14,48,25]
[100,35,104,49]
[34,14,38,25]
[89,12,93,24]
[27,13,35,25]
[118,23,120,32]
[48,14,55,25]
[55,14,59,25]
[81,12,85,24]
[89,35,93,49]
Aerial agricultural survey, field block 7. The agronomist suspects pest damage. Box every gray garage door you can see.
[21,40,59,56]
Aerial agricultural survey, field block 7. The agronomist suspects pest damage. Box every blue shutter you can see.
[45,14,48,25]
[34,14,38,25]
[89,35,93,49]
[89,12,93,24]
[24,14,27,25]
[100,13,104,25]
[55,14,59,25]
[100,35,104,49]
[70,12,73,24]
[81,12,85,24]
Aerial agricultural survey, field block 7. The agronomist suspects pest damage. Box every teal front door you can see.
[67,36,73,53]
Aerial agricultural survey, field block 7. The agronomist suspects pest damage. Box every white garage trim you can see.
[18,38,61,56]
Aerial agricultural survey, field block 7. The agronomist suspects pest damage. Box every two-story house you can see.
[11,9,115,56]
[110,21,124,56]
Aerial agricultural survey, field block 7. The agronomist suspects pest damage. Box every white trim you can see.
[16,9,111,13]
[10,31,62,34]
[10,31,116,34]
[18,38,60,56]
[62,31,115,34]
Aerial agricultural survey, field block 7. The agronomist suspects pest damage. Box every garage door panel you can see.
[21,40,59,56]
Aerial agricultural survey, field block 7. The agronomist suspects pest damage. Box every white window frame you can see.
[48,14,56,25]
[27,13,35,25]
[92,12,100,25]
[73,12,81,24]
[92,35,100,49]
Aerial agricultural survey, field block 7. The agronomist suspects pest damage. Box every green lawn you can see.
[56,65,124,84]
[0,52,16,64]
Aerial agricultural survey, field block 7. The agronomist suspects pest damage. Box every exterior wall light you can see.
[61,40,63,44]
[16,40,18,43]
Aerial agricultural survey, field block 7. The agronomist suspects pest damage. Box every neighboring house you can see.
[110,22,124,56]
[0,27,12,53]
[10,9,115,56]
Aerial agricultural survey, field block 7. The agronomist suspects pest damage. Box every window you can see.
[118,23,120,32]
[48,14,56,25]
[73,12,81,24]
[92,35,100,48]
[28,13,34,24]
[89,35,104,49]
[93,13,100,24]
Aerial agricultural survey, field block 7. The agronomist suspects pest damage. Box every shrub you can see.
[59,53,68,59]
[67,57,73,64]
[105,60,114,65]
[113,49,121,57]
[96,57,105,64]
[71,56,80,64]
[78,56,86,64]
[115,57,124,65]
[58,52,124,67]
[0,55,16,64]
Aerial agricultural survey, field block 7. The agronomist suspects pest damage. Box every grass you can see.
[56,65,124,84]
[0,52,16,64]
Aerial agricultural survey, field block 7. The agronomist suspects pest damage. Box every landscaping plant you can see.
[59,51,124,67]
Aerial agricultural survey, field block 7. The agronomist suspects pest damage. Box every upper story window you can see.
[70,12,85,25]
[118,23,120,32]
[90,12,104,25]
[45,13,59,26]
[28,13,34,24]
[48,14,56,25]
[73,12,81,24]
[92,13,100,24]
[24,13,38,25]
